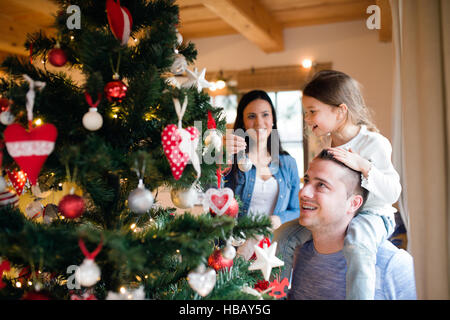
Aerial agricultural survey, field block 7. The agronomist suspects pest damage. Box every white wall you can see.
[190,20,394,141]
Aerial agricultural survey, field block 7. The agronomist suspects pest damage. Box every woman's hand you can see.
[224,133,246,155]
[327,147,372,178]
[270,215,282,230]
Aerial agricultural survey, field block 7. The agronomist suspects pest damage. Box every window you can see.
[211,90,304,177]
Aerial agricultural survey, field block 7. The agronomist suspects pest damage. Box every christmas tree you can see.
[0,0,282,300]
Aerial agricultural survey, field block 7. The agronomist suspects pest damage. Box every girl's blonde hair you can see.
[303,70,379,133]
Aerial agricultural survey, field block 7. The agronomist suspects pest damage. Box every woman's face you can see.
[242,99,274,144]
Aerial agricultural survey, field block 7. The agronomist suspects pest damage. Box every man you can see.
[276,149,416,300]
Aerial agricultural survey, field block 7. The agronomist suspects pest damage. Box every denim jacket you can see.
[224,154,300,224]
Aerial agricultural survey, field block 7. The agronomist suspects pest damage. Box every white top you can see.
[237,176,279,260]
[248,176,279,218]
[337,125,402,217]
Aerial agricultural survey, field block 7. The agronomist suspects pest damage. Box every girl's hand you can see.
[327,147,372,178]
[224,133,246,155]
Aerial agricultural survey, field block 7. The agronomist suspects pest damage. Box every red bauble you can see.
[48,48,67,67]
[209,197,239,218]
[0,98,10,112]
[207,249,233,271]
[58,194,85,219]
[254,279,270,292]
[104,80,127,102]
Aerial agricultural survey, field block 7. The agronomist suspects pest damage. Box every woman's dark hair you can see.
[227,90,287,190]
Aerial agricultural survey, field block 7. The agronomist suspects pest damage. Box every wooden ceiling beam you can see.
[199,0,284,53]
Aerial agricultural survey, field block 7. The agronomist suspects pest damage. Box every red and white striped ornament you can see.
[0,190,19,208]
[106,0,133,46]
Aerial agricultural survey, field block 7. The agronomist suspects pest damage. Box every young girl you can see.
[279,70,402,300]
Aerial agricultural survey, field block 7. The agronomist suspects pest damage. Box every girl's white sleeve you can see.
[360,137,402,205]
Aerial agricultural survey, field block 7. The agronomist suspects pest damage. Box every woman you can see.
[224,90,300,258]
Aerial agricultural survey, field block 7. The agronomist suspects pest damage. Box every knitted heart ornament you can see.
[162,124,199,180]
[106,0,133,46]
[4,123,57,185]
[205,187,234,216]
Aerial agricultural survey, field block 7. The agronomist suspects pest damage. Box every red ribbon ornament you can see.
[78,238,103,260]
[84,92,102,109]
[207,110,216,130]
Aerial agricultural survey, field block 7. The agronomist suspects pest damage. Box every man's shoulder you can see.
[375,240,417,299]
[376,240,413,270]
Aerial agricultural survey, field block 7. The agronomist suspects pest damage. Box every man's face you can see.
[299,158,357,233]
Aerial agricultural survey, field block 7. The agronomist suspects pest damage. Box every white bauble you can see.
[170,187,198,209]
[82,108,103,131]
[0,111,15,125]
[176,30,183,46]
[204,130,222,152]
[238,155,252,172]
[75,258,101,287]
[128,181,154,214]
[222,244,236,260]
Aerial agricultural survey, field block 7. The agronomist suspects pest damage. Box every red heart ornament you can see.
[4,123,57,185]
[106,0,133,46]
[205,187,234,216]
[162,124,199,180]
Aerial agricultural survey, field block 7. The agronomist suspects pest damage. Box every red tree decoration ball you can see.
[58,194,85,219]
[48,48,67,67]
[0,98,10,112]
[104,80,127,102]
[209,197,239,218]
[207,249,233,271]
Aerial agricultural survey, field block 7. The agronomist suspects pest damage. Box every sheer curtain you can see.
[390,0,450,299]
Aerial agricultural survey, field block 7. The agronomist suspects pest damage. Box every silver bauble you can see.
[75,258,101,287]
[229,235,246,247]
[25,200,44,219]
[128,181,154,214]
[43,204,59,224]
[0,176,6,192]
[82,108,103,131]
[0,110,15,125]
[238,156,252,172]
[170,188,198,209]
